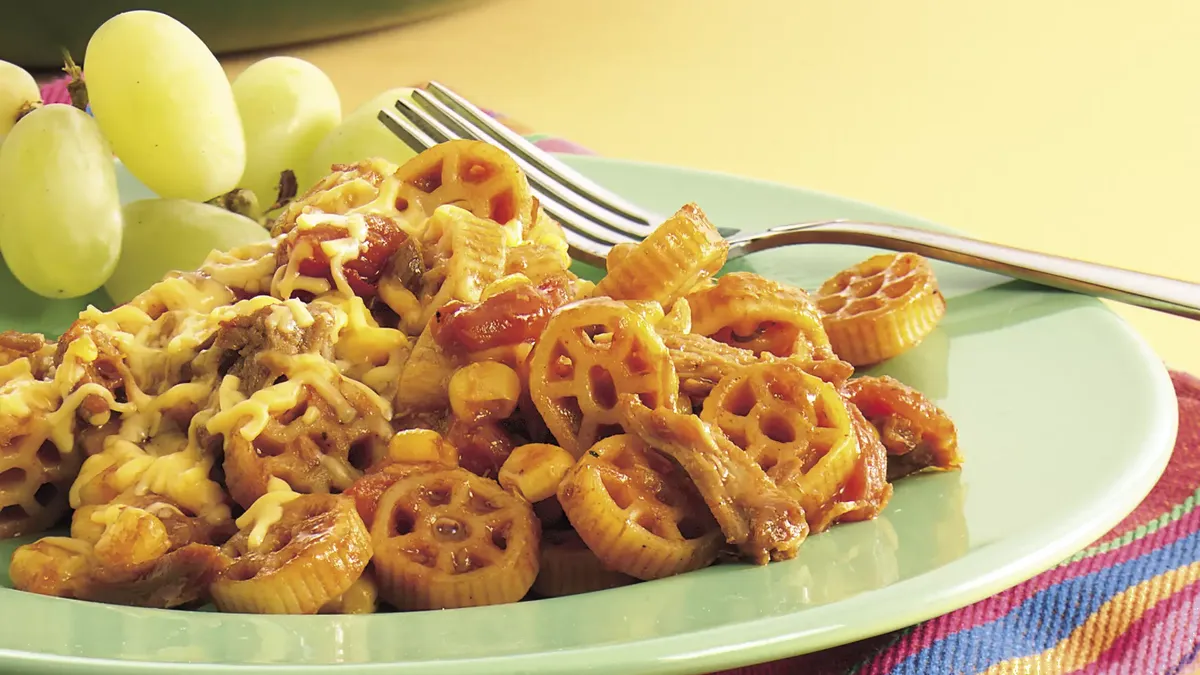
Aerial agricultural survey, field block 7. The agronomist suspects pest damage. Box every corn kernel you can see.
[499,443,576,503]
[448,361,521,423]
[388,429,458,467]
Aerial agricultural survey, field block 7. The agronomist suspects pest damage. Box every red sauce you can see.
[431,275,572,353]
[276,213,407,298]
[446,420,515,479]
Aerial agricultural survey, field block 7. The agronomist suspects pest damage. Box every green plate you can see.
[0,157,1176,674]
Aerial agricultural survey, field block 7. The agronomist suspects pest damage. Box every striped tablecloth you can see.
[43,77,1200,675]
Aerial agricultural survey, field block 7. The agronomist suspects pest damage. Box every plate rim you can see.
[0,154,1178,674]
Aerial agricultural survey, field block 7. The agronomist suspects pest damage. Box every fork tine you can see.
[377,107,438,151]
[415,86,655,239]
[382,96,637,255]
[402,90,641,248]
[426,83,657,229]
[391,97,458,144]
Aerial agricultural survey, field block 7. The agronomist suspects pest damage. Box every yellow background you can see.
[223,0,1200,373]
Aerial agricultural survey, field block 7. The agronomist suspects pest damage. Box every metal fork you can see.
[379,81,1200,320]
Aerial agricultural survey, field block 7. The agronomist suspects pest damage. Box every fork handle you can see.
[727,221,1200,320]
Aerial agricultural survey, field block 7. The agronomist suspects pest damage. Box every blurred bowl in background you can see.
[3,0,484,70]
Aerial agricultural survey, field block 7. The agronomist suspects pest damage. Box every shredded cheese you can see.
[235,477,300,550]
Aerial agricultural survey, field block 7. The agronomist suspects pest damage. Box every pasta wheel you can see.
[594,204,728,308]
[618,401,807,563]
[71,492,236,550]
[370,467,540,610]
[10,535,229,608]
[843,375,961,479]
[417,205,509,328]
[529,298,679,457]
[557,434,722,580]
[345,461,449,528]
[272,157,398,235]
[506,243,569,285]
[498,443,575,503]
[212,494,372,614]
[663,331,760,401]
[687,272,834,360]
[8,536,94,598]
[320,569,380,614]
[56,319,133,424]
[221,382,391,509]
[0,381,81,539]
[699,360,860,532]
[532,528,635,597]
[820,402,893,527]
[0,331,54,378]
[814,253,946,366]
[394,323,459,415]
[387,139,536,237]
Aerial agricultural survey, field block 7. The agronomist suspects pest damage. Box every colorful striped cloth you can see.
[43,76,1200,675]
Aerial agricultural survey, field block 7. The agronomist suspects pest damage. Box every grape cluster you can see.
[0,10,422,303]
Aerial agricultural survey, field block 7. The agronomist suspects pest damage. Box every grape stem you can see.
[61,50,88,111]
[269,170,299,211]
[15,101,40,124]
[207,189,261,222]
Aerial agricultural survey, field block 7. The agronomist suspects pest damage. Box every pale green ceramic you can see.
[0,157,1177,674]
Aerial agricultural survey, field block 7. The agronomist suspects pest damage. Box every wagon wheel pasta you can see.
[386,139,536,238]
[685,272,854,387]
[529,298,679,456]
[533,528,635,597]
[686,272,833,360]
[557,434,722,580]
[595,203,728,308]
[217,374,392,509]
[416,205,509,328]
[370,466,539,609]
[320,569,380,614]
[699,360,861,532]
[1,139,964,615]
[814,252,946,366]
[212,491,371,614]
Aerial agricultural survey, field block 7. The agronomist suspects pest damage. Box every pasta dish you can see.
[0,140,961,613]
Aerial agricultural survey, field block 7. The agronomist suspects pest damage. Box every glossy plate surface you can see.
[0,157,1177,674]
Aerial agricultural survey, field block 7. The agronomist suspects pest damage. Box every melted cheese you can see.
[206,379,306,440]
[90,503,149,527]
[199,239,279,296]
[480,273,533,301]
[70,438,230,523]
[0,357,32,385]
[235,477,300,550]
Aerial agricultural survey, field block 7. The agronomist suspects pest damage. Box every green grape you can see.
[297,87,420,192]
[85,10,245,202]
[0,104,122,298]
[0,60,40,144]
[106,198,269,304]
[233,56,341,215]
